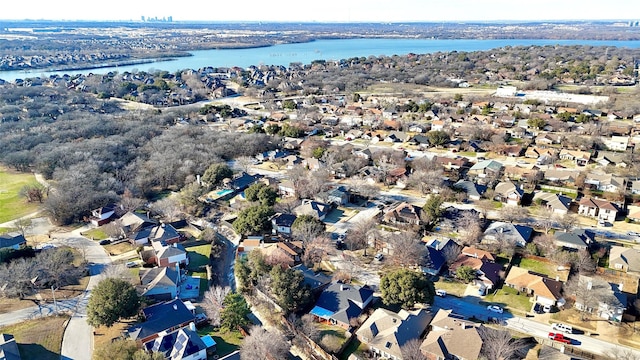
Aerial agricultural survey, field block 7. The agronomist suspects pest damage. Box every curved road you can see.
[54,231,112,360]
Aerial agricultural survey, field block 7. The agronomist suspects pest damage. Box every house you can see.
[356,308,432,360]
[128,299,196,344]
[145,325,214,360]
[138,266,180,301]
[554,229,595,250]
[571,275,627,322]
[609,245,640,273]
[147,223,182,246]
[310,282,374,329]
[543,169,580,186]
[435,156,470,171]
[0,233,26,250]
[468,160,503,178]
[320,186,351,206]
[602,135,630,151]
[525,146,558,160]
[383,202,422,226]
[532,192,573,215]
[120,211,157,237]
[90,203,117,226]
[449,251,503,294]
[627,202,640,222]
[505,266,563,307]
[420,309,485,360]
[0,333,21,360]
[453,180,486,201]
[277,179,296,197]
[584,172,627,193]
[421,238,460,276]
[154,243,189,268]
[595,151,629,167]
[493,181,524,206]
[271,213,297,236]
[293,200,330,221]
[559,149,592,166]
[578,197,618,223]
[292,264,331,293]
[483,222,533,247]
[225,172,261,191]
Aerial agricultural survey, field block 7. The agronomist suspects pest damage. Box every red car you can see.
[548,332,572,344]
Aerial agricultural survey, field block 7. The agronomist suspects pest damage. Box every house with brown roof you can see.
[383,202,422,226]
[578,197,618,223]
[525,146,558,160]
[449,249,504,294]
[505,266,564,307]
[356,308,432,360]
[420,309,485,360]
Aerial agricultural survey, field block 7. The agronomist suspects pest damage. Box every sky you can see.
[1,0,638,22]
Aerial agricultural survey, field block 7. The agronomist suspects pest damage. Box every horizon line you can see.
[0,19,638,24]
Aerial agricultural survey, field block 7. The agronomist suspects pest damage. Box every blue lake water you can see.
[2,38,640,81]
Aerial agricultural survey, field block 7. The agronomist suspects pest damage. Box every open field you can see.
[0,167,40,224]
[0,315,69,360]
[363,83,497,98]
[197,326,244,357]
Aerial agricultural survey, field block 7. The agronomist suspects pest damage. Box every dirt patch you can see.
[0,314,69,360]
[93,319,135,352]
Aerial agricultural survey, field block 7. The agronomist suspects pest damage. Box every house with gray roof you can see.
[294,199,331,221]
[533,192,573,215]
[493,181,524,206]
[0,334,21,360]
[356,308,432,360]
[554,229,595,250]
[145,326,213,360]
[453,180,486,201]
[310,282,374,329]
[292,264,331,293]
[128,299,196,344]
[483,221,533,247]
[573,275,627,322]
[468,160,503,178]
[0,233,26,250]
[138,267,180,301]
[609,245,640,273]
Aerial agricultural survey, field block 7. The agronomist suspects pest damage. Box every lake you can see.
[2,38,640,81]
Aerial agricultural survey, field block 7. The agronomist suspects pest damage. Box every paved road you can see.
[55,232,112,360]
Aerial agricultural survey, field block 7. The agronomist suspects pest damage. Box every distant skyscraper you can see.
[141,16,145,22]
[168,16,173,22]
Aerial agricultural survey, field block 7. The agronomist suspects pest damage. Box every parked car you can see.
[533,303,543,314]
[548,332,572,344]
[99,239,111,245]
[487,305,504,314]
[628,231,640,237]
[551,323,573,334]
[126,261,138,268]
[374,253,384,261]
[543,304,552,313]
[335,240,345,250]
[435,289,447,297]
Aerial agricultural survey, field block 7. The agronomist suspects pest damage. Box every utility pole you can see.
[51,285,58,314]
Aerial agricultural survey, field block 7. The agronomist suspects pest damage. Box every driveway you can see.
[53,231,111,360]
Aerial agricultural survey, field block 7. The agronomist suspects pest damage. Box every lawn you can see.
[197,326,244,357]
[516,257,558,279]
[0,167,41,223]
[483,286,532,313]
[93,320,133,354]
[432,277,468,297]
[104,241,136,256]
[186,243,212,271]
[81,228,108,240]
[339,338,368,360]
[0,314,69,360]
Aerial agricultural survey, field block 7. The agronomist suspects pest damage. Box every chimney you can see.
[173,304,178,311]
[556,276,560,282]
[619,282,624,292]
[189,322,196,332]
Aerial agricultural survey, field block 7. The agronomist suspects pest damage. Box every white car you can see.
[374,253,384,261]
[435,289,447,297]
[487,305,504,314]
[627,231,640,237]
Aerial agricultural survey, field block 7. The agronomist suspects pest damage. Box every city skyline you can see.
[1,0,638,23]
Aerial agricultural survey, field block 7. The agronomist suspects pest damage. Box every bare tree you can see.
[476,199,495,219]
[240,325,290,360]
[533,234,557,257]
[103,219,124,239]
[202,285,231,327]
[388,231,426,268]
[13,218,33,237]
[535,207,556,234]
[235,156,255,173]
[478,326,527,360]
[347,218,379,256]
[102,263,137,282]
[500,206,529,223]
[119,188,145,212]
[557,212,579,232]
[565,275,616,321]
[400,338,427,360]
[150,197,183,221]
[605,347,640,360]
[303,236,332,267]
[458,211,483,245]
[441,243,462,267]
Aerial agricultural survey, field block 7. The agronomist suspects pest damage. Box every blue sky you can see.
[2,0,638,22]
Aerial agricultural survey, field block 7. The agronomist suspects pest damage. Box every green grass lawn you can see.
[0,314,69,360]
[197,327,244,356]
[339,338,368,360]
[81,228,108,240]
[0,167,41,223]
[432,277,468,297]
[483,286,532,313]
[517,257,556,278]
[186,243,212,271]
